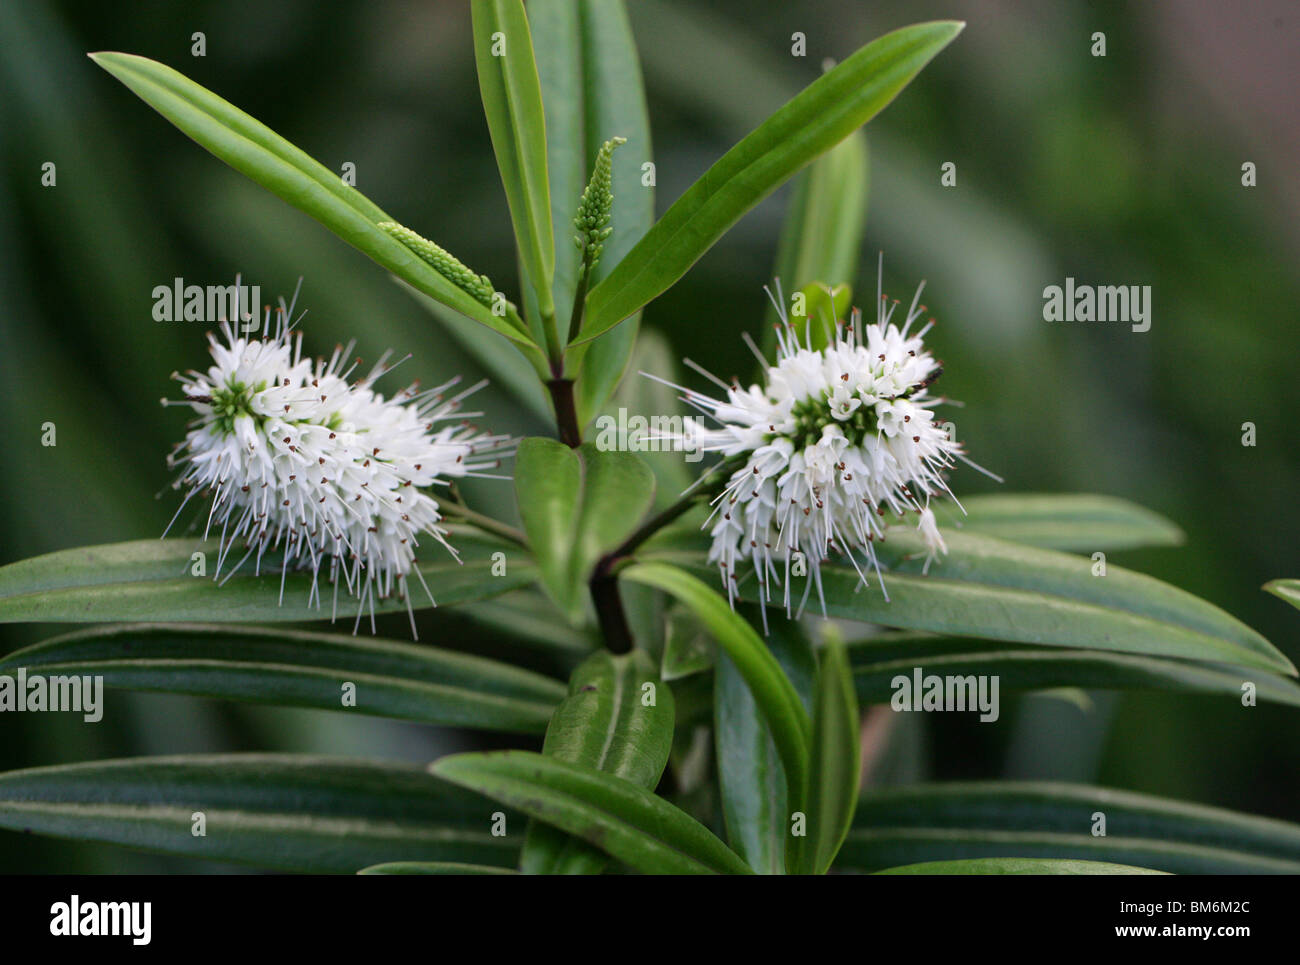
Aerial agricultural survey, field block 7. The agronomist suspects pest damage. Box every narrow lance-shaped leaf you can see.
[796,628,861,874]
[0,534,534,625]
[838,781,1300,874]
[521,649,674,873]
[89,52,531,344]
[715,614,815,874]
[529,0,655,424]
[1265,579,1300,612]
[658,527,1294,675]
[874,858,1166,875]
[0,623,566,734]
[358,862,515,875]
[931,493,1184,552]
[621,562,812,810]
[578,21,963,341]
[472,0,556,321]
[433,751,752,874]
[765,129,868,329]
[848,633,1300,709]
[0,755,521,873]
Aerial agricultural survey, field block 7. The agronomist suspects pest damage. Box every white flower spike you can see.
[657,257,997,621]
[163,294,510,637]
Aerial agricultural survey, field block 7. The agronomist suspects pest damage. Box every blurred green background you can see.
[1,0,1296,871]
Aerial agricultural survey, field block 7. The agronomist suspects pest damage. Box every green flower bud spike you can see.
[573,137,625,277]
[567,136,625,343]
[379,221,499,309]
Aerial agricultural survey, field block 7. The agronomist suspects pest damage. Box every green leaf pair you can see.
[514,438,654,622]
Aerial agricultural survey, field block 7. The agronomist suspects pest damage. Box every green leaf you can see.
[932,493,1185,552]
[514,438,584,617]
[798,629,861,874]
[1264,579,1300,611]
[0,622,565,733]
[839,782,1300,874]
[621,562,812,812]
[541,650,674,785]
[472,0,555,320]
[874,858,1167,875]
[0,754,519,873]
[521,648,674,873]
[714,616,815,874]
[579,20,963,341]
[792,282,853,353]
[659,527,1293,674]
[459,590,597,654]
[88,52,530,344]
[766,131,868,328]
[530,0,655,424]
[661,607,714,681]
[849,633,1300,709]
[432,750,752,874]
[0,534,533,625]
[358,861,515,875]
[514,439,655,622]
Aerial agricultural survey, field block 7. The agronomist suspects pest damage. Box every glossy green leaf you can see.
[875,858,1166,875]
[849,633,1300,709]
[0,623,566,733]
[578,21,962,341]
[0,754,519,873]
[472,0,555,319]
[514,439,655,622]
[573,3,656,422]
[714,616,814,874]
[358,862,515,875]
[521,649,674,873]
[621,562,811,812]
[0,533,533,624]
[1264,579,1300,611]
[89,52,530,344]
[432,750,751,874]
[531,0,653,422]
[541,650,674,785]
[659,526,1293,674]
[515,437,584,617]
[766,131,868,330]
[798,630,861,874]
[459,590,596,654]
[661,607,714,681]
[933,493,1185,552]
[839,782,1300,874]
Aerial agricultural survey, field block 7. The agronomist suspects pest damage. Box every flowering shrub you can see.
[1,2,1298,876]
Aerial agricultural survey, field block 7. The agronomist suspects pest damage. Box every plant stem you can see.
[590,572,634,654]
[566,269,589,344]
[541,309,565,371]
[546,377,583,448]
[442,486,527,546]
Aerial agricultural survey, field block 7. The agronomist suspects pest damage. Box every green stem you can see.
[567,268,590,344]
[441,493,527,547]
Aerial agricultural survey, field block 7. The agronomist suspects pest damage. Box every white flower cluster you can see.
[671,269,987,617]
[165,307,508,633]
